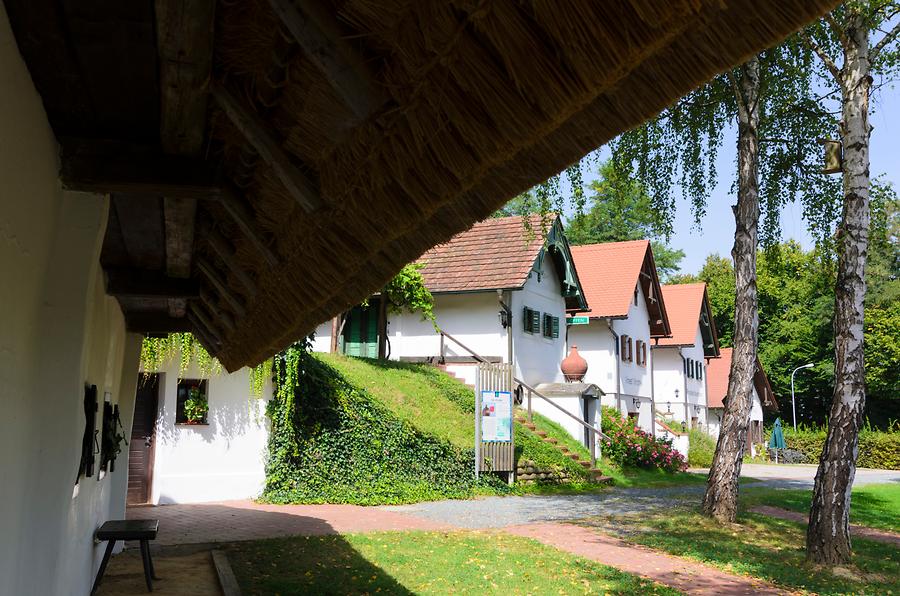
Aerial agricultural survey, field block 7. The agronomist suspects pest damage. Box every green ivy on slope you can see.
[263,343,507,505]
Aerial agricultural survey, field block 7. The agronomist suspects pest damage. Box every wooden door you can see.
[342,303,379,358]
[127,374,159,505]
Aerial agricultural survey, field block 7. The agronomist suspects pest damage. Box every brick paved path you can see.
[127,500,448,545]
[750,505,900,547]
[505,522,790,596]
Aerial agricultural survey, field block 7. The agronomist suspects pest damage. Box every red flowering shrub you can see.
[600,407,687,473]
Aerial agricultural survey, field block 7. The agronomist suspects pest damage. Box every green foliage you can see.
[865,300,900,397]
[610,43,839,246]
[781,422,900,470]
[381,263,436,326]
[183,385,209,423]
[687,428,717,468]
[600,407,687,472]
[140,333,222,377]
[263,345,506,505]
[565,161,685,279]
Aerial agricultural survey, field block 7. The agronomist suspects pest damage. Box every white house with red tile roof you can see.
[567,240,671,435]
[652,283,720,435]
[706,347,779,446]
[314,215,588,389]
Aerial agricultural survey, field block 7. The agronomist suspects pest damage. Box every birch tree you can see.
[611,46,836,522]
[798,0,900,564]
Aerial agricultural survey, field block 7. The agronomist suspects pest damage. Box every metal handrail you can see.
[439,330,611,467]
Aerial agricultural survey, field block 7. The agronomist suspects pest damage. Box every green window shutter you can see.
[532,309,541,335]
[523,307,533,333]
[552,316,559,338]
[542,313,551,338]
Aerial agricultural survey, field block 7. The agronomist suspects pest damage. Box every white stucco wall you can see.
[568,283,654,433]
[143,361,271,504]
[385,252,567,388]
[0,12,141,592]
[311,320,333,352]
[652,331,709,428]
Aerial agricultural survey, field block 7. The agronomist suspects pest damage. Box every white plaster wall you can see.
[311,320,333,353]
[0,10,142,593]
[147,361,271,504]
[509,259,567,386]
[531,395,587,446]
[568,285,654,432]
[388,292,505,362]
[652,347,684,420]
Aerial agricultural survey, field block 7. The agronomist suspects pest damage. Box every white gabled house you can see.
[567,241,672,434]
[706,347,779,448]
[315,214,588,389]
[651,283,720,432]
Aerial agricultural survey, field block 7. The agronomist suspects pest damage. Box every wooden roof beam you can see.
[195,257,247,318]
[187,307,222,352]
[60,141,220,199]
[219,186,280,267]
[106,268,200,299]
[210,82,322,213]
[206,229,257,294]
[267,0,384,122]
[125,312,193,334]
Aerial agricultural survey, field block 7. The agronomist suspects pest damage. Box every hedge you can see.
[687,428,717,468]
[782,423,900,470]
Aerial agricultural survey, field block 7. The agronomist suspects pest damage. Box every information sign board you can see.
[480,390,513,442]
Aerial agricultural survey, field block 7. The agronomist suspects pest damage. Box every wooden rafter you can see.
[196,257,247,317]
[206,229,257,294]
[218,186,280,267]
[106,268,200,299]
[187,307,222,350]
[210,81,322,212]
[267,0,384,122]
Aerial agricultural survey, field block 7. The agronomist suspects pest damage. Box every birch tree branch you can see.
[799,31,843,85]
[824,13,850,52]
[871,21,900,59]
[726,70,747,117]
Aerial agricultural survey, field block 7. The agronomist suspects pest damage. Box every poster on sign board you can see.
[480,391,512,442]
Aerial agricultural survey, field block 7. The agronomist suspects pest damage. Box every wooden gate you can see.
[474,362,515,479]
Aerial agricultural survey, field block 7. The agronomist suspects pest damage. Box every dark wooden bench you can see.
[91,519,160,594]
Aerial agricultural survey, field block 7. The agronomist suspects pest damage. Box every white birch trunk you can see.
[806,15,871,565]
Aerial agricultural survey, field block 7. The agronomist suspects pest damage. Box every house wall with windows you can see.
[144,360,271,504]
[568,283,656,433]
[652,326,710,428]
[707,390,764,438]
[0,11,142,592]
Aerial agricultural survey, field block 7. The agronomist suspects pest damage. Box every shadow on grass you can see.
[226,532,415,595]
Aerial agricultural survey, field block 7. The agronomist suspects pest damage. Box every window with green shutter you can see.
[552,316,559,339]
[524,307,541,334]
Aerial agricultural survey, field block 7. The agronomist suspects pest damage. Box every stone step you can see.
[567,453,580,461]
[535,430,548,437]
[578,460,592,468]
[522,423,536,431]
[542,437,558,444]
[590,472,614,484]
[559,446,570,453]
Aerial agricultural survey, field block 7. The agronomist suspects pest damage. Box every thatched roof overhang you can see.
[5,0,837,370]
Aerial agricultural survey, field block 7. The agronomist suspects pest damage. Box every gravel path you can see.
[381,486,704,529]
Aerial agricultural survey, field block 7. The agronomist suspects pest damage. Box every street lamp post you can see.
[790,363,814,432]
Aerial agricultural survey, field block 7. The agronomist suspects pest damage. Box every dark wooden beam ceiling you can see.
[106,269,200,299]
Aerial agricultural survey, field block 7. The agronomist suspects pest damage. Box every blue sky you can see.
[570,81,899,275]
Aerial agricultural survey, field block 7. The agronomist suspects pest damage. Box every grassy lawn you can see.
[576,507,898,595]
[225,531,679,595]
[319,354,474,449]
[743,483,900,533]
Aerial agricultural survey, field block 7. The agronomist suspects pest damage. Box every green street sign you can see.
[567,316,589,325]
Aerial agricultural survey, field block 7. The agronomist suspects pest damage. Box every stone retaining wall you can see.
[515,460,572,484]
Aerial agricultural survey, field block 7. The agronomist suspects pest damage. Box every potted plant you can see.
[183,385,208,424]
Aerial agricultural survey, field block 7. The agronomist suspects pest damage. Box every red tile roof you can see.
[707,347,778,411]
[417,214,548,293]
[569,240,671,336]
[658,283,706,346]
[570,240,649,318]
